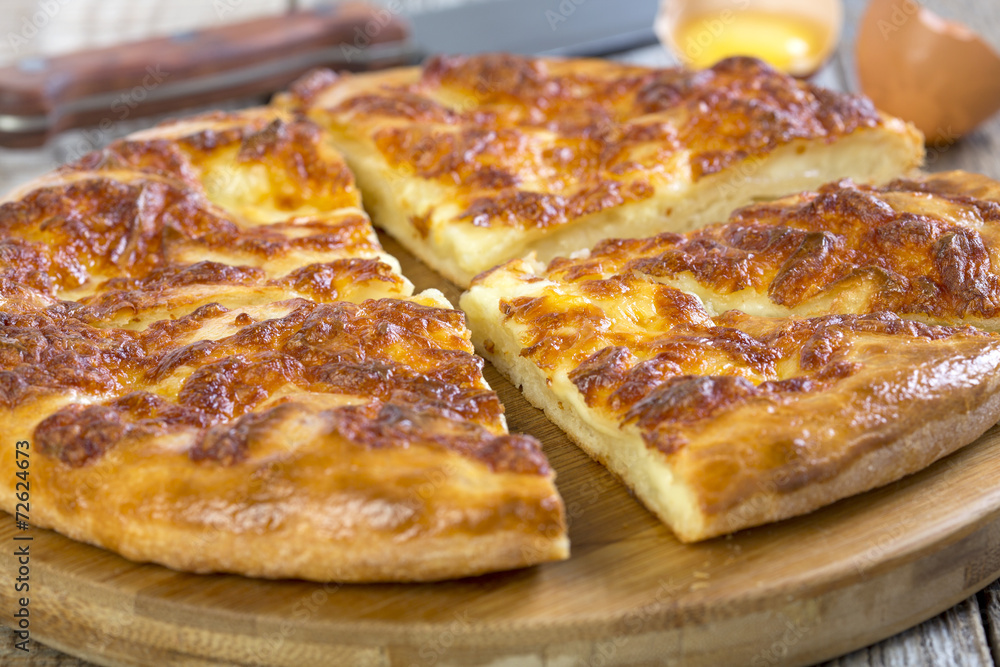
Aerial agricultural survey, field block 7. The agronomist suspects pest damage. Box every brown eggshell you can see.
[857,0,1000,144]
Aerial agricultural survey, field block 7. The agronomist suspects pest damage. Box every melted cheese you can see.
[0,107,568,582]
[461,219,1000,541]
[281,54,924,285]
[544,171,1000,328]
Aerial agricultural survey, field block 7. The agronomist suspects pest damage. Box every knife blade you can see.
[407,0,660,57]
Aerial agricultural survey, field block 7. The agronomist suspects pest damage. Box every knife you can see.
[0,0,660,148]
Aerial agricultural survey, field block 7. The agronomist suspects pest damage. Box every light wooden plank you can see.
[980,580,1000,666]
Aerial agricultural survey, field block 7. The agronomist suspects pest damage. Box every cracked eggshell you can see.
[857,0,1000,144]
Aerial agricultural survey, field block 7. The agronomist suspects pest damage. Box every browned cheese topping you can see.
[545,171,1000,321]
[2,110,549,479]
[493,262,990,461]
[288,54,883,233]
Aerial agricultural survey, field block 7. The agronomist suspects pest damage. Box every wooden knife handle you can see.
[0,2,412,148]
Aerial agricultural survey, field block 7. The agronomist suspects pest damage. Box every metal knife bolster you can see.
[0,4,416,148]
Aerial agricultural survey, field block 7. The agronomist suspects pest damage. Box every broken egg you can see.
[857,0,1000,144]
[656,0,843,77]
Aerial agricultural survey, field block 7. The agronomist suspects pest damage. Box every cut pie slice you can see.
[539,170,1000,330]
[461,254,1000,542]
[0,109,568,582]
[282,53,923,286]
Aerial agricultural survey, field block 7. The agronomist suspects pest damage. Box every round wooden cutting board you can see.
[3,237,1000,667]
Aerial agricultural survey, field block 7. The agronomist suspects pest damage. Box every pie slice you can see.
[460,254,1000,542]
[0,109,568,582]
[281,53,923,287]
[538,170,1000,330]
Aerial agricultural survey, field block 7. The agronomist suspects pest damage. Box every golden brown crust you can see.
[0,108,568,581]
[282,54,923,285]
[546,171,1000,325]
[294,55,882,207]
[25,298,525,467]
[461,230,1000,541]
[495,275,993,460]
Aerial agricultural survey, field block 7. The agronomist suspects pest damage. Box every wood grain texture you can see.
[980,581,1000,667]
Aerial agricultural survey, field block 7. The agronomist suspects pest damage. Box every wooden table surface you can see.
[2,0,1000,664]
